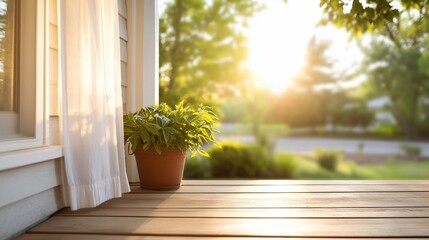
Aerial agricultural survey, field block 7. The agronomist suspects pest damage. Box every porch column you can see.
[125,0,159,182]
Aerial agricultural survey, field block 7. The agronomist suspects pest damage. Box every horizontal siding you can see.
[0,0,65,239]
[0,159,61,208]
[0,186,63,239]
[118,0,128,112]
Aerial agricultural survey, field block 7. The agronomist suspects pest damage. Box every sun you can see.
[246,0,323,94]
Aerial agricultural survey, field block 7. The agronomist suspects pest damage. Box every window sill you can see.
[0,145,63,171]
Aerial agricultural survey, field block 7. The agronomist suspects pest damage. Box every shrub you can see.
[183,155,211,179]
[208,142,269,178]
[399,143,421,159]
[313,148,342,171]
[266,153,296,178]
[374,124,401,138]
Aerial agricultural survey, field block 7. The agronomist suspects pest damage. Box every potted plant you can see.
[123,101,218,190]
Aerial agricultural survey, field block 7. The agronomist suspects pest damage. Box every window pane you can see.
[0,0,16,112]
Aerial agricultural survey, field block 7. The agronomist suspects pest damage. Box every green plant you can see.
[123,102,218,156]
[183,155,212,179]
[313,148,342,171]
[399,143,421,159]
[208,142,269,178]
[266,153,296,178]
[374,124,402,138]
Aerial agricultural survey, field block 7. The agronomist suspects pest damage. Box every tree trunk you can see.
[169,0,183,91]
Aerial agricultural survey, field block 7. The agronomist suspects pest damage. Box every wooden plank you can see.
[131,184,429,193]
[28,216,429,237]
[58,207,429,218]
[17,234,412,240]
[182,180,429,186]
[99,192,429,208]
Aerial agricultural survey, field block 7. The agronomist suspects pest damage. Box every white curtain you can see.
[59,0,130,210]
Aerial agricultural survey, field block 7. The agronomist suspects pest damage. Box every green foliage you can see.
[361,40,429,138]
[313,148,343,172]
[268,36,351,129]
[374,124,402,138]
[266,153,296,179]
[399,143,422,159]
[159,0,263,106]
[220,98,248,123]
[218,123,289,136]
[268,90,322,128]
[182,144,429,180]
[334,101,375,128]
[208,142,269,178]
[293,36,337,89]
[320,0,402,36]
[320,0,429,139]
[123,102,218,156]
[183,155,212,179]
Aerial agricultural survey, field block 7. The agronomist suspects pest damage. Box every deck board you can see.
[18,180,429,239]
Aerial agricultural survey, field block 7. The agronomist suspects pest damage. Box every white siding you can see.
[0,1,64,239]
[119,0,128,112]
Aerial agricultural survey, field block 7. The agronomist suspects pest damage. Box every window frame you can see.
[0,0,46,153]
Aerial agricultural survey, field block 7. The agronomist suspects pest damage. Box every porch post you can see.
[125,0,159,182]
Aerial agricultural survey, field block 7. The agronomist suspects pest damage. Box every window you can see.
[0,0,18,113]
[0,0,45,152]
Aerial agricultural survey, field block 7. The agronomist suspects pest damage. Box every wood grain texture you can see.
[18,180,429,239]
[58,207,429,218]
[181,180,429,185]
[18,234,408,240]
[28,216,429,237]
[99,192,429,208]
[131,184,429,193]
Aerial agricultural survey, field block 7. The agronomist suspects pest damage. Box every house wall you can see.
[0,1,63,239]
[0,0,158,238]
[119,0,129,113]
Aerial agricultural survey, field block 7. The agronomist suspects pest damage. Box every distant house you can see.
[0,1,158,239]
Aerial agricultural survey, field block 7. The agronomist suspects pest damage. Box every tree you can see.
[320,0,429,138]
[290,36,341,127]
[361,40,429,138]
[320,0,418,37]
[159,0,262,107]
[268,89,323,128]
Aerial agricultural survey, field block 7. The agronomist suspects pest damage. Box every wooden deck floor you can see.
[19,180,429,239]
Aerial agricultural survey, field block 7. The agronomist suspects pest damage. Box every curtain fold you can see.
[59,0,130,211]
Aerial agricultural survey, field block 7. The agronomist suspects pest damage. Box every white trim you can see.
[143,0,159,106]
[126,0,159,111]
[44,0,51,145]
[0,0,46,152]
[0,113,18,135]
[125,0,159,182]
[0,145,63,171]
[126,0,137,112]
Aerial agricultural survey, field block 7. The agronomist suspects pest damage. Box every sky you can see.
[246,0,364,93]
[158,0,365,94]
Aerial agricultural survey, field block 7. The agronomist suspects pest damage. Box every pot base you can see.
[139,183,181,190]
[134,146,186,190]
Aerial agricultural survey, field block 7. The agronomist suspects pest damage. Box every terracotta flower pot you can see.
[134,146,186,190]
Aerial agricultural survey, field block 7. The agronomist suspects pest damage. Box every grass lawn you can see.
[294,155,429,180]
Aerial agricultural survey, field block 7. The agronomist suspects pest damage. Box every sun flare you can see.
[246,0,323,94]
